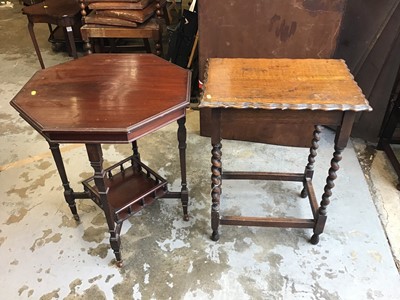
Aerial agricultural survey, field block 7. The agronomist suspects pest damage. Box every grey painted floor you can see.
[1,1,400,299]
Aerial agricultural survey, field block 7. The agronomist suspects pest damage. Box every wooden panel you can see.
[334,0,400,141]
[198,0,346,145]
[198,0,346,80]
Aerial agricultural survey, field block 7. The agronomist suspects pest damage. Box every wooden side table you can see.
[199,58,372,244]
[22,0,81,69]
[10,54,191,266]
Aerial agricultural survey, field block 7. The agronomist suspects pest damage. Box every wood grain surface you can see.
[200,58,372,112]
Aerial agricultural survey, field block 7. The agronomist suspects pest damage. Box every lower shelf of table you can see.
[219,172,319,229]
[82,156,168,223]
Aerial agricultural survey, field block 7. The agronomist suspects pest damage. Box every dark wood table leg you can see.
[49,142,80,221]
[311,112,356,244]
[301,125,322,198]
[131,140,141,171]
[211,109,222,241]
[86,143,122,267]
[27,20,45,69]
[177,117,189,221]
[64,25,78,59]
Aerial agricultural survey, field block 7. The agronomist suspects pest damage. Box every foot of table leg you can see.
[310,234,320,245]
[116,260,123,268]
[211,229,220,242]
[110,233,122,267]
[300,188,308,198]
[181,190,189,221]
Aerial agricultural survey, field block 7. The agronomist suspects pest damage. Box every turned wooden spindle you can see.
[301,125,322,198]
[211,143,222,241]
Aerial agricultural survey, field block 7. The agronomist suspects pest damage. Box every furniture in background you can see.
[79,0,168,55]
[200,58,372,243]
[10,54,191,267]
[22,0,81,69]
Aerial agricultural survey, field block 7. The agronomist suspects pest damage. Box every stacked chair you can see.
[79,0,167,55]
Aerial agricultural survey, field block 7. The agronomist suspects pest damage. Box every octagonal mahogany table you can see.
[200,58,372,244]
[10,54,191,266]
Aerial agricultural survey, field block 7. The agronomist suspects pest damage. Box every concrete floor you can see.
[1,1,400,299]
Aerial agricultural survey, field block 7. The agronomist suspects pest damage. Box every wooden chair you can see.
[22,0,82,69]
[79,0,168,56]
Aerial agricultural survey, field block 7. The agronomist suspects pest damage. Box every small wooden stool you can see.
[200,58,372,244]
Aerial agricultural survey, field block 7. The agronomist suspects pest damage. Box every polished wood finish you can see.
[202,59,371,111]
[22,0,81,69]
[10,54,191,266]
[200,58,372,244]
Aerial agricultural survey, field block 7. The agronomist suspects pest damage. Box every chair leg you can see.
[27,21,45,69]
[155,28,163,56]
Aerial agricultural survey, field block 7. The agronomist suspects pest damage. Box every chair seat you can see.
[81,18,160,40]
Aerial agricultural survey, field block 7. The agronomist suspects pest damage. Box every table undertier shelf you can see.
[82,156,168,223]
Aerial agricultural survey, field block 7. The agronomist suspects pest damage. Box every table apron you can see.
[42,108,187,143]
[220,108,345,126]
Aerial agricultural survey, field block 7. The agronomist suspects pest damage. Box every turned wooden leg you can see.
[301,125,322,198]
[155,39,162,57]
[177,117,189,221]
[86,144,122,266]
[211,109,222,241]
[83,39,93,55]
[27,21,45,69]
[131,140,142,172]
[48,143,80,221]
[311,146,343,245]
[211,142,222,241]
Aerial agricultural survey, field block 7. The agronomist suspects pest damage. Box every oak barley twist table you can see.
[10,54,191,266]
[199,58,372,244]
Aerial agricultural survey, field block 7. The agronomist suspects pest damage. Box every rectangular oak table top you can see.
[199,58,372,112]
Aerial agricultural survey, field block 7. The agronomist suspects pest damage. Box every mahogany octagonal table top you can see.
[10,54,191,143]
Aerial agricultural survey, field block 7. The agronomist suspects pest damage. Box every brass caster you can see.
[116,260,123,268]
